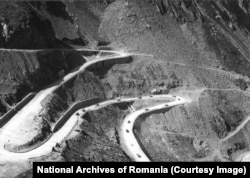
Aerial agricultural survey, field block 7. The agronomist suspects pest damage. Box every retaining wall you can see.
[52,98,104,132]
[0,93,36,127]
[86,56,132,71]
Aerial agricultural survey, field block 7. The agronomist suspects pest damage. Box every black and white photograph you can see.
[0,0,249,177]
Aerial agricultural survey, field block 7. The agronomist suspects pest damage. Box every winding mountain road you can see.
[0,48,188,162]
[120,95,187,162]
[0,94,187,161]
[1,48,249,162]
[0,49,131,147]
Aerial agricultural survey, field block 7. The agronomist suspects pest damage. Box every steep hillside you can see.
[0,1,103,49]
[0,0,107,115]
[2,0,250,177]
[0,50,86,116]
[97,0,250,161]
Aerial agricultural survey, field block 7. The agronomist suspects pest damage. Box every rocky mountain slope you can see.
[0,0,106,115]
[96,0,250,161]
[1,0,250,177]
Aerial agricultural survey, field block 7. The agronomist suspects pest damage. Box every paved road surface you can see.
[0,50,130,146]
[120,95,187,162]
[0,48,188,162]
[0,95,187,161]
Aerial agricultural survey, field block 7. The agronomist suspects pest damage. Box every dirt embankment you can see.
[62,104,130,162]
[44,71,107,124]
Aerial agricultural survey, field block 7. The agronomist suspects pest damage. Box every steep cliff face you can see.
[0,2,62,49]
[44,71,107,124]
[0,0,106,114]
[158,0,250,77]
[0,50,86,115]
[0,1,110,49]
[0,1,89,49]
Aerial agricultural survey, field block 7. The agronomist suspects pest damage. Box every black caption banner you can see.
[33,162,249,178]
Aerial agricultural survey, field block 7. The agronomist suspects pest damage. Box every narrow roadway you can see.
[0,48,190,162]
[120,95,187,161]
[0,50,131,147]
[1,48,249,162]
[0,94,187,161]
